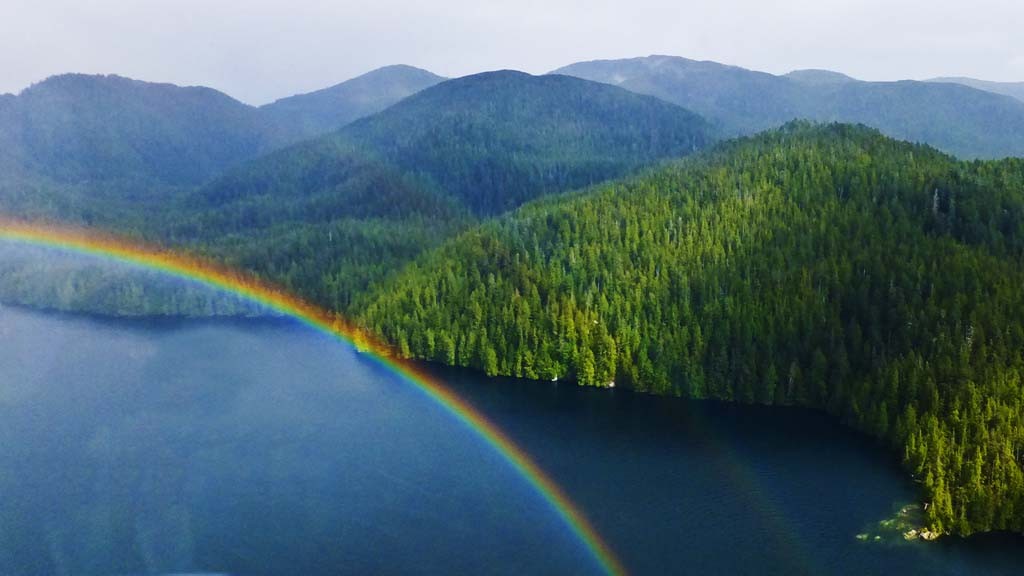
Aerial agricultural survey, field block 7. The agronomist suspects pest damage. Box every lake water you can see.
[2,305,1023,575]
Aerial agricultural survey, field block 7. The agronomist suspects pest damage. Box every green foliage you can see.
[339,70,715,215]
[0,67,443,191]
[3,74,266,186]
[0,70,714,316]
[359,122,1024,536]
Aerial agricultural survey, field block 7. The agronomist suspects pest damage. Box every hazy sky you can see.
[3,0,1022,105]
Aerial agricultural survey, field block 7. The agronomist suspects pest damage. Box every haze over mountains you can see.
[928,76,1024,104]
[1,69,714,311]
[554,55,1024,158]
[260,65,446,143]
[0,65,443,192]
[3,54,1023,210]
[3,53,1024,309]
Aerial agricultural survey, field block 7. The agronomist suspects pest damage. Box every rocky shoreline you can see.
[857,504,943,543]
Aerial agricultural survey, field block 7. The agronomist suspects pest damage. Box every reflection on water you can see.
[1,306,1023,575]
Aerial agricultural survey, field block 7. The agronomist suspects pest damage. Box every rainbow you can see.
[0,218,627,576]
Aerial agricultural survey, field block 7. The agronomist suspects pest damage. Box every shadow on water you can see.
[1,307,1023,575]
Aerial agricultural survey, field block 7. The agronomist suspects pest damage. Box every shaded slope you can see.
[339,70,716,214]
[160,70,716,310]
[929,77,1024,103]
[0,66,446,214]
[259,65,445,143]
[3,74,265,186]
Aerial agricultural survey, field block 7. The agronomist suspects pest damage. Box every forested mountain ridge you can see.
[157,70,715,309]
[0,66,443,195]
[337,70,715,214]
[260,65,446,144]
[0,70,716,314]
[357,122,1024,536]
[0,65,452,288]
[554,55,1024,159]
[0,74,265,187]
[929,77,1024,104]
[165,138,473,310]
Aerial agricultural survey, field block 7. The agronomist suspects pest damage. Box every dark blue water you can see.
[1,305,1023,575]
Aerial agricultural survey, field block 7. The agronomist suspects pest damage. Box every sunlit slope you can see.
[360,122,1024,536]
[0,69,716,315]
[161,70,716,309]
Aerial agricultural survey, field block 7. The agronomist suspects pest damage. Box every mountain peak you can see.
[259,64,445,142]
[785,69,857,85]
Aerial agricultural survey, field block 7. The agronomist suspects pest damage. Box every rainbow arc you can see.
[0,218,626,576]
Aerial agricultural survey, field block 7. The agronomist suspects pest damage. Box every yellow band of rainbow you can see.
[0,218,627,576]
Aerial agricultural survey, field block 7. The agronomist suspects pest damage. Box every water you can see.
[1,305,1022,575]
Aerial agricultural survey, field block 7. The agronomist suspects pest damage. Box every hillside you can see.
[358,123,1024,536]
[0,70,715,314]
[1,74,265,186]
[0,66,444,210]
[171,138,473,310]
[260,65,446,143]
[174,71,714,308]
[554,55,1024,159]
[339,70,715,214]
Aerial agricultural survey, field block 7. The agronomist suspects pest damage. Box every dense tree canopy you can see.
[0,71,714,314]
[2,71,1023,541]
[358,123,1024,536]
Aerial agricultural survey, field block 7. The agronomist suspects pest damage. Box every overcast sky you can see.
[3,0,1022,105]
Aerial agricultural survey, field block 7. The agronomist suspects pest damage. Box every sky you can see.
[3,0,1022,105]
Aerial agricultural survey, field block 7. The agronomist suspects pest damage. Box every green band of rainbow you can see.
[0,218,627,576]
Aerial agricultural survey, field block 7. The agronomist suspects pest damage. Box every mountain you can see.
[339,70,715,214]
[554,56,808,136]
[0,68,715,314]
[0,74,265,186]
[198,69,716,227]
[358,122,1024,537]
[170,139,472,310]
[0,66,444,197]
[163,70,715,309]
[554,55,1024,158]
[785,68,857,86]
[929,77,1024,103]
[259,65,446,143]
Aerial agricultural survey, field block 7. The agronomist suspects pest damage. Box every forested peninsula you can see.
[358,124,1024,536]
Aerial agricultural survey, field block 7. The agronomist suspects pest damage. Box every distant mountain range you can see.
[0,65,442,190]
[553,55,1024,158]
[2,56,1022,202]
[260,65,446,144]
[927,76,1024,103]
[0,69,716,313]
[173,70,714,308]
